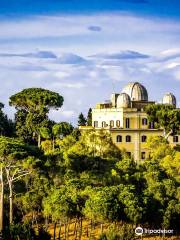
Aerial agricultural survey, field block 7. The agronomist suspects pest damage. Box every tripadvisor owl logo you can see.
[135,227,174,236]
[135,227,143,236]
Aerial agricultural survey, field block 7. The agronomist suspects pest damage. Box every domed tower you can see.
[117,93,131,108]
[163,93,176,107]
[122,82,148,101]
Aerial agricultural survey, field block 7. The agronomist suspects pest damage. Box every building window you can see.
[102,121,106,128]
[116,135,122,142]
[142,118,147,125]
[126,135,131,142]
[116,120,120,128]
[126,152,131,158]
[126,118,130,128]
[141,135,147,142]
[141,152,146,160]
[149,121,154,129]
[94,121,98,128]
[110,120,114,128]
[173,135,179,143]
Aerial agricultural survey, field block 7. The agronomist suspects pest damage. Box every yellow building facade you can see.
[81,82,179,162]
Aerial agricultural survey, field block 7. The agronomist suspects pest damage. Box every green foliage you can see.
[16,172,50,214]
[10,88,63,144]
[0,102,14,137]
[145,104,180,136]
[84,186,123,222]
[3,223,51,240]
[0,136,41,161]
[78,112,87,126]
[0,88,179,239]
[143,136,180,228]
[79,130,121,159]
[84,185,143,224]
[163,200,180,229]
[52,122,74,138]
[43,185,84,222]
[4,223,36,240]
[58,134,77,153]
[118,185,143,223]
[113,155,141,184]
[9,87,64,113]
[71,127,81,140]
[15,109,32,141]
[57,130,121,184]
[87,108,92,126]
[98,224,135,240]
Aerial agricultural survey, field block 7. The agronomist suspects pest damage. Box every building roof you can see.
[121,82,148,101]
[162,92,176,106]
[117,93,131,108]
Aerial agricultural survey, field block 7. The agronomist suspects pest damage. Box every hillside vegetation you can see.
[0,88,179,239]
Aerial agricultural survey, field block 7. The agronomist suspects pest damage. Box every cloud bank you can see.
[0,13,180,124]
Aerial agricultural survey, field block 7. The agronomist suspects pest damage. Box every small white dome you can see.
[122,82,148,101]
[163,93,176,106]
[117,93,131,108]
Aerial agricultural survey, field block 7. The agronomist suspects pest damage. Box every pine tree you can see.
[78,113,87,126]
[87,108,92,126]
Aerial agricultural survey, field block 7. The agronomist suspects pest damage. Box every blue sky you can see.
[0,0,180,18]
[0,0,180,124]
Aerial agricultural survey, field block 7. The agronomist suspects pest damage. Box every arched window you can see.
[116,120,120,128]
[141,135,147,142]
[126,118,130,128]
[141,152,146,160]
[93,121,98,128]
[126,135,131,142]
[142,118,147,125]
[110,120,114,128]
[173,135,179,143]
[116,135,122,142]
[102,121,106,128]
[149,121,154,129]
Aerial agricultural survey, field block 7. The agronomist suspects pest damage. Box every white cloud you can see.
[50,82,86,89]
[0,50,57,59]
[90,50,149,59]
[61,110,75,118]
[172,66,180,81]
[0,13,180,55]
[54,71,71,78]
[0,13,180,124]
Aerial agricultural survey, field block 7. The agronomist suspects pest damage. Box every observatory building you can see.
[80,82,179,162]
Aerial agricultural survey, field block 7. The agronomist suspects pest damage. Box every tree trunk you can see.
[45,216,49,230]
[164,129,173,140]
[73,218,77,235]
[67,220,70,240]
[79,218,82,240]
[0,166,4,233]
[100,223,103,235]
[9,180,13,225]
[58,222,61,240]
[64,223,67,240]
[5,167,13,225]
[75,220,78,239]
[86,226,89,238]
[89,219,93,238]
[38,134,41,148]
[53,222,57,240]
